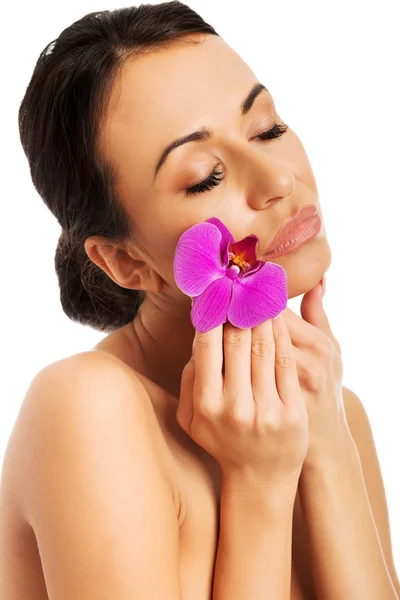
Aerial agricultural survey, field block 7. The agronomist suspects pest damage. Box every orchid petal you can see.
[241,259,265,277]
[227,262,288,328]
[174,222,226,296]
[191,276,233,332]
[206,217,235,266]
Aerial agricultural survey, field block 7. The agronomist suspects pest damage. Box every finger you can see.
[272,313,302,407]
[300,287,338,345]
[251,317,282,409]
[192,325,224,411]
[281,308,324,350]
[223,323,253,405]
[284,307,340,356]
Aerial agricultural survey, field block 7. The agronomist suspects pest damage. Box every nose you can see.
[241,146,295,210]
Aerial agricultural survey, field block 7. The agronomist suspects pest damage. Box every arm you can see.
[13,353,184,599]
[213,473,300,600]
[297,387,399,600]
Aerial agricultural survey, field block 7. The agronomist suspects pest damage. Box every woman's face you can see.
[99,34,331,301]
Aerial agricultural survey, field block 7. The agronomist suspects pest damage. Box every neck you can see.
[126,292,196,399]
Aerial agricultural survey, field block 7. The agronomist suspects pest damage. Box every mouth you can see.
[261,204,321,258]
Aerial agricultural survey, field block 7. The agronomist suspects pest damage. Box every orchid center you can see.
[230,251,250,271]
[226,234,260,278]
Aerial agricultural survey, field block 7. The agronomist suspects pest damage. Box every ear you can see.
[84,235,163,293]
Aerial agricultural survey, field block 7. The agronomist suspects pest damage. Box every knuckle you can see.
[266,413,290,435]
[260,409,302,434]
[255,406,281,429]
[224,326,248,346]
[194,333,213,350]
[251,336,273,359]
[195,394,220,420]
[275,350,293,369]
[265,413,283,431]
[225,399,253,428]
[302,364,326,391]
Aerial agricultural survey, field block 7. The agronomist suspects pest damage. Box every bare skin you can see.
[94,330,319,599]
[0,34,335,598]
[0,341,317,600]
[88,33,331,400]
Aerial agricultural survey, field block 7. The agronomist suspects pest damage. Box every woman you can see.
[1,2,399,598]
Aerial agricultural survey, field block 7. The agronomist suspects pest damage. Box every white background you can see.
[1,0,399,576]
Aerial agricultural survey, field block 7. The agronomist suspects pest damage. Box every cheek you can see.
[146,225,183,283]
[285,131,318,191]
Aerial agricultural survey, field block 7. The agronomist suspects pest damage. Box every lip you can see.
[262,204,320,256]
[263,214,322,258]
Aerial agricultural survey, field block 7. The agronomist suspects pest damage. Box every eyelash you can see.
[185,122,289,197]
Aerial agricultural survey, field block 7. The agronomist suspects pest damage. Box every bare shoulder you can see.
[341,385,400,595]
[0,350,185,598]
[342,385,365,423]
[3,351,181,527]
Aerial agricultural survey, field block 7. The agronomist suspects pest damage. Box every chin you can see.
[270,234,332,300]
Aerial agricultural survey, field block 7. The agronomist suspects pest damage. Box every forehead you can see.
[101,35,263,185]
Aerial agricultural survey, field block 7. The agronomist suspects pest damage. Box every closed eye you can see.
[185,122,289,196]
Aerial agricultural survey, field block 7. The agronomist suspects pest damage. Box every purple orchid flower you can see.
[173,217,288,333]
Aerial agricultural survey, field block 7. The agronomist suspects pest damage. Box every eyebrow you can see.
[152,82,268,183]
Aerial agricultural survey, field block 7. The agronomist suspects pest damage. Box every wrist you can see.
[301,428,361,478]
[221,467,301,510]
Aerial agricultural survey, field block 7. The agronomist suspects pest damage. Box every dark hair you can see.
[18,2,219,332]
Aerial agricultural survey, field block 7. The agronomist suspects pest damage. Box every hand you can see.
[177,314,309,485]
[281,277,354,470]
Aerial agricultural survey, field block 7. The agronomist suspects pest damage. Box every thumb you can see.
[300,276,334,340]
[176,348,195,436]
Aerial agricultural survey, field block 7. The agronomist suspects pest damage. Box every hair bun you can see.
[54,231,144,331]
